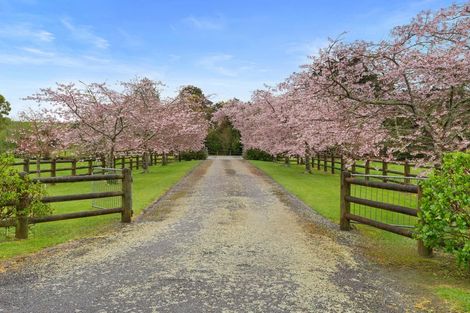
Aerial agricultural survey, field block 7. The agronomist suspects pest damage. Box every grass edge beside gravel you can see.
[0,160,201,260]
[249,160,470,312]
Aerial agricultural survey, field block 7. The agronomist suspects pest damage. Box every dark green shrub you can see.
[179,150,208,161]
[243,148,274,161]
[0,153,51,222]
[416,152,470,267]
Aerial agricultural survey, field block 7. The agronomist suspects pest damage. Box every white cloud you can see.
[286,38,328,58]
[20,47,55,57]
[182,15,225,30]
[0,24,54,42]
[168,54,181,62]
[0,52,82,67]
[197,54,262,78]
[61,18,109,49]
[198,54,238,77]
[117,28,142,47]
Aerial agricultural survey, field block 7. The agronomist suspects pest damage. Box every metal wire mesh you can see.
[349,174,424,228]
[91,167,122,210]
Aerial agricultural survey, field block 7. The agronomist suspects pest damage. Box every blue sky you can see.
[0,0,461,117]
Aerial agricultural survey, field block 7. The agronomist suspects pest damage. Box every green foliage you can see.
[205,117,242,155]
[179,85,214,120]
[0,118,26,153]
[179,150,208,161]
[244,148,274,161]
[417,152,470,267]
[0,94,11,118]
[0,154,51,221]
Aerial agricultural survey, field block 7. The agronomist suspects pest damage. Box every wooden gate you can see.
[340,171,432,256]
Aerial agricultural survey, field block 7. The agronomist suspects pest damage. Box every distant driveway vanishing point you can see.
[0,157,422,312]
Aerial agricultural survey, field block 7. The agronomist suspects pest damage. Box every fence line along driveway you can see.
[0,157,438,312]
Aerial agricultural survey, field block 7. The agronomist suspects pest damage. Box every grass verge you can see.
[250,160,470,312]
[0,160,200,260]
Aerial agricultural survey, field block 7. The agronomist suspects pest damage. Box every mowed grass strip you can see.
[0,160,200,259]
[249,160,470,310]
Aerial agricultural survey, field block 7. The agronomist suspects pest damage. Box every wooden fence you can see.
[0,168,133,239]
[289,153,431,182]
[12,153,176,177]
[339,171,432,256]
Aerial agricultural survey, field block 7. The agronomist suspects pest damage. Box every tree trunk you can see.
[162,152,168,166]
[36,157,41,177]
[305,149,311,173]
[142,151,150,173]
[106,150,115,168]
[284,156,290,167]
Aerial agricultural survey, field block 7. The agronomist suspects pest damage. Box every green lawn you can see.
[0,160,200,259]
[435,287,470,312]
[250,160,470,312]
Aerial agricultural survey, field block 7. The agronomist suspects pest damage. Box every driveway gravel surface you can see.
[0,157,436,312]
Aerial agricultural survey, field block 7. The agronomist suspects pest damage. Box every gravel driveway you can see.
[0,158,432,312]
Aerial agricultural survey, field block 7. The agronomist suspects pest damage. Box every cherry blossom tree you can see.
[23,78,209,171]
[219,2,470,168]
[304,3,470,164]
[13,108,64,159]
[26,82,133,167]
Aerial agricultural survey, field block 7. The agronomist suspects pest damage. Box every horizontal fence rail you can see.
[286,153,431,181]
[0,168,133,240]
[339,171,432,257]
[10,152,177,178]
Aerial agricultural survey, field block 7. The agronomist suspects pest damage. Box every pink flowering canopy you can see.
[217,2,470,165]
[19,78,209,164]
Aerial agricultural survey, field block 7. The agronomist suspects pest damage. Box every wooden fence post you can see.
[136,156,140,169]
[71,158,77,176]
[50,158,56,185]
[88,160,93,175]
[340,171,351,231]
[23,158,30,174]
[129,157,133,170]
[404,161,410,184]
[382,161,388,182]
[340,156,344,171]
[323,154,327,172]
[364,160,370,181]
[317,154,321,170]
[121,156,125,169]
[351,161,356,174]
[331,155,335,174]
[121,168,133,223]
[417,185,433,257]
[15,173,29,239]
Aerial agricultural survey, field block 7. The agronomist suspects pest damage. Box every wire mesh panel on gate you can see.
[349,174,425,229]
[91,167,122,210]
